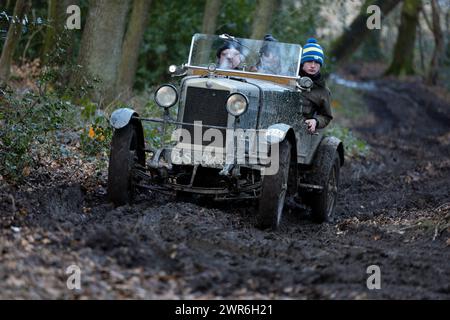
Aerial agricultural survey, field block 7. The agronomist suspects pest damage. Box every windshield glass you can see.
[188,34,302,78]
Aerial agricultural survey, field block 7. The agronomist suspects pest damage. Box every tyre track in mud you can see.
[0,78,449,299]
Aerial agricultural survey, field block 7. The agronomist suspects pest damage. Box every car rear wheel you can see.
[310,153,340,223]
[107,122,145,206]
[257,139,291,230]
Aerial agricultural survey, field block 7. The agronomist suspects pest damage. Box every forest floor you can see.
[0,69,449,299]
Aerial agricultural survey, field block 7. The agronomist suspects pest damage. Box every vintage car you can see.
[107,34,344,229]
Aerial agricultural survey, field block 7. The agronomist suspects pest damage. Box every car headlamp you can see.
[297,77,313,90]
[154,85,178,108]
[168,65,177,74]
[226,93,249,117]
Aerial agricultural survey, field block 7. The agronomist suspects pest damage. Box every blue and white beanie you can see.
[301,38,324,66]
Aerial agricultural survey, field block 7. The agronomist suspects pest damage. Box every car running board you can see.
[298,183,323,191]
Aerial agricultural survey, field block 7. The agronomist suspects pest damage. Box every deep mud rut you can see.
[0,78,449,299]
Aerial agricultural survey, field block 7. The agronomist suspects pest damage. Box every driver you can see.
[216,41,243,70]
[299,38,333,133]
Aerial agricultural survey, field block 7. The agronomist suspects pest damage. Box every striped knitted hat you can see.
[301,38,324,66]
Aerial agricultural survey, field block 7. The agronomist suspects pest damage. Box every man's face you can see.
[262,51,278,63]
[219,48,241,69]
[302,61,321,75]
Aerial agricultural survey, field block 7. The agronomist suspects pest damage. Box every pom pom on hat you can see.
[301,37,324,66]
[264,34,278,42]
[260,34,280,57]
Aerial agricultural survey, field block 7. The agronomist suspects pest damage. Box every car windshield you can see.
[188,34,302,78]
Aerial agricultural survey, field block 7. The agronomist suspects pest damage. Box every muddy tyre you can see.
[310,153,340,223]
[257,140,291,229]
[107,123,145,206]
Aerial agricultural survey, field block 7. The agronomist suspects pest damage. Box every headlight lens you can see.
[226,93,249,117]
[154,85,178,108]
[168,65,177,74]
[298,76,313,89]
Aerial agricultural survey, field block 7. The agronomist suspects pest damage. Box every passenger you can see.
[248,34,281,74]
[257,34,281,75]
[299,38,333,133]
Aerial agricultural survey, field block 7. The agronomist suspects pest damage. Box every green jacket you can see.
[300,75,333,129]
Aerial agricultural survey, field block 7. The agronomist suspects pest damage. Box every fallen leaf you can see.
[88,126,95,138]
[11,226,21,233]
[283,287,293,293]
[22,166,31,177]
[6,276,26,287]
[82,207,92,214]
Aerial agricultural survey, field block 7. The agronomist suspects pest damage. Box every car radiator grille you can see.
[182,87,229,146]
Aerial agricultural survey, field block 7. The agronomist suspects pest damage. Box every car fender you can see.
[319,136,344,166]
[266,124,292,144]
[265,123,298,195]
[110,108,139,129]
[302,136,344,189]
[265,123,297,158]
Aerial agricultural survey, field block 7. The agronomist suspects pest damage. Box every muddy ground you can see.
[0,76,449,299]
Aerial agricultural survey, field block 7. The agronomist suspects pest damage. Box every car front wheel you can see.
[107,122,145,206]
[257,139,291,230]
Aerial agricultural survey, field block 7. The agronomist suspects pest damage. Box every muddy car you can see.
[107,34,344,229]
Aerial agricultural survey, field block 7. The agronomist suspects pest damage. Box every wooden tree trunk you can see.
[426,0,444,85]
[116,0,152,100]
[385,0,422,76]
[197,0,221,64]
[446,9,450,66]
[250,0,279,40]
[40,0,57,63]
[1,0,13,11]
[360,0,383,61]
[0,0,30,86]
[201,0,221,34]
[330,0,402,64]
[40,0,72,63]
[72,0,130,105]
[417,19,425,71]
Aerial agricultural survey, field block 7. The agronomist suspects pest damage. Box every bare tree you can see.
[425,0,444,85]
[116,0,152,99]
[0,0,31,86]
[385,0,422,76]
[330,0,402,64]
[41,0,74,63]
[446,8,450,66]
[71,0,131,105]
[250,0,279,40]
[360,0,383,61]
[201,0,221,34]
[0,0,14,11]
[417,16,426,71]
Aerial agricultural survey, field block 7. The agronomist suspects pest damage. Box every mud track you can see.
[1,78,449,299]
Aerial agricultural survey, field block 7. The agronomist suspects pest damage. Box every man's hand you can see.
[305,119,317,133]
